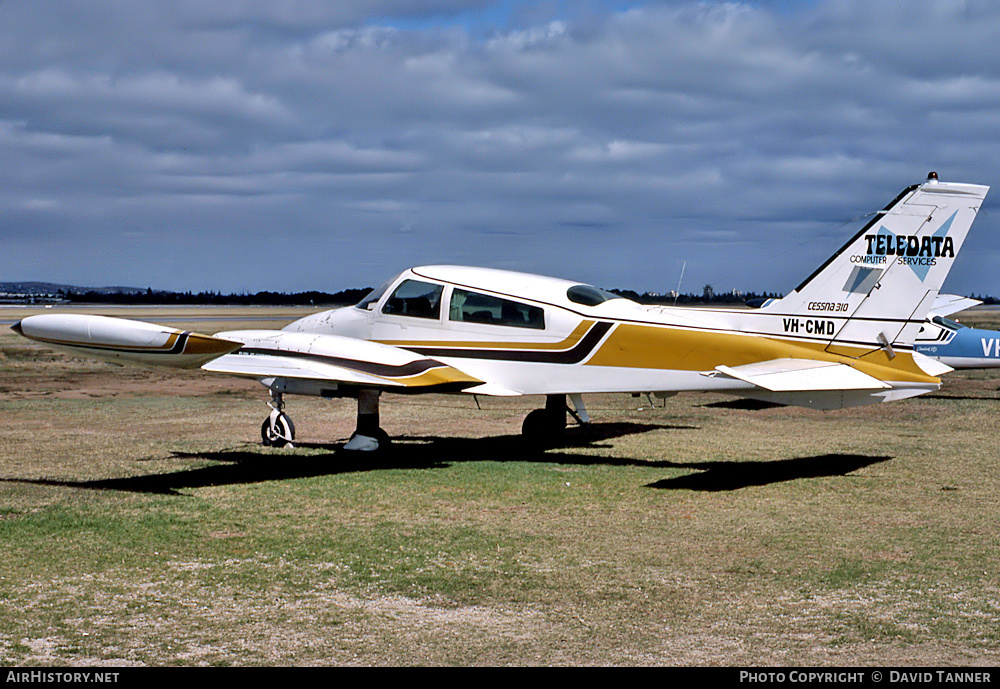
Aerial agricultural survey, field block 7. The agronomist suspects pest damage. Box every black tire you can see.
[521,408,566,445]
[261,412,295,447]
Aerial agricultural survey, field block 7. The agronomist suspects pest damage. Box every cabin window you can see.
[381,279,444,319]
[449,289,545,329]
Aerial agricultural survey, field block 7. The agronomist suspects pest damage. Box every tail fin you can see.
[761,173,989,357]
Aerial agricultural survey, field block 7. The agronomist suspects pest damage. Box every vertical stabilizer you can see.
[761,173,989,356]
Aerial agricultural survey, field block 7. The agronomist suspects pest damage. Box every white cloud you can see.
[0,0,998,295]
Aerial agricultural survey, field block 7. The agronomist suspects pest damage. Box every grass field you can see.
[1,306,998,666]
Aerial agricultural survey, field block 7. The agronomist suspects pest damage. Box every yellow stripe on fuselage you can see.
[584,323,937,384]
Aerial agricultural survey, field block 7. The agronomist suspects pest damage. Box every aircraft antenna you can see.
[673,260,686,306]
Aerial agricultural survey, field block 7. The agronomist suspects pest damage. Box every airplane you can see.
[914,294,1000,369]
[11,173,990,452]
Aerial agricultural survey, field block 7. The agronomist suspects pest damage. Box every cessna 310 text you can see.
[13,173,989,451]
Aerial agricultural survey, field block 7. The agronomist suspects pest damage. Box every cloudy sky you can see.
[2,0,999,296]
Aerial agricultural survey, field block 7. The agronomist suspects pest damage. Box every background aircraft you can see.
[915,295,1000,369]
[13,174,989,451]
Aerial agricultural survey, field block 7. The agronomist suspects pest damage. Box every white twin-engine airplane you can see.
[12,173,990,451]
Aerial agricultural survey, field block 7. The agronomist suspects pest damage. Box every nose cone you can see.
[10,320,24,336]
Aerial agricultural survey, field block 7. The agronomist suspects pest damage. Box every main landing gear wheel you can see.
[521,394,569,445]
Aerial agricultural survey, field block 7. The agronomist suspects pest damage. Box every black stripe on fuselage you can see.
[400,321,614,363]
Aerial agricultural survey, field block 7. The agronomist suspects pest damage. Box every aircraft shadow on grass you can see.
[1,422,891,496]
[644,453,893,492]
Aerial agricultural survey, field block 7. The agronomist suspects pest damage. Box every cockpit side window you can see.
[381,279,444,319]
[450,289,544,329]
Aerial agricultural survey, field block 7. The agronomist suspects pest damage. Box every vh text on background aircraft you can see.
[12,173,990,451]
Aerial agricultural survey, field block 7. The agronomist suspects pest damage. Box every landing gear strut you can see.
[344,388,390,452]
[261,391,296,447]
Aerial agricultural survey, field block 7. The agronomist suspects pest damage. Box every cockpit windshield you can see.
[566,284,624,307]
[356,274,399,310]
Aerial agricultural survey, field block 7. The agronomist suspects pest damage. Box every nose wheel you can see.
[261,392,295,447]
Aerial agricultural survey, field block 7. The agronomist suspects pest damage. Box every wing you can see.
[206,329,484,392]
[12,314,486,394]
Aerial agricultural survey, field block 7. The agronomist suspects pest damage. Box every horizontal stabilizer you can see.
[712,359,890,392]
[929,293,982,318]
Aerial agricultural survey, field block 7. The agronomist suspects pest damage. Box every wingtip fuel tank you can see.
[14,314,242,369]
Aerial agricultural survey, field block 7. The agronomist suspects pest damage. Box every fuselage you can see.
[281,265,938,400]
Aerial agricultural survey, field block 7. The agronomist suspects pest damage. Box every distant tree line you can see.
[61,287,373,306]
[608,288,784,305]
[969,294,1000,305]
